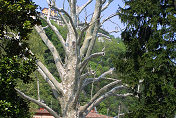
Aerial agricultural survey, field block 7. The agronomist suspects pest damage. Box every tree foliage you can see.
[114,0,176,117]
[0,0,39,117]
[0,57,36,118]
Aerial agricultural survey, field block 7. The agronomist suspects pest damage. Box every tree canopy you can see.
[0,0,39,117]
[114,0,176,117]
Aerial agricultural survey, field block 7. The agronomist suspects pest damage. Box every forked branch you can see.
[101,13,119,25]
[34,25,66,78]
[36,60,64,94]
[82,68,115,88]
[39,15,67,53]
[37,68,60,99]
[86,85,131,113]
[80,80,121,112]
[80,0,103,58]
[77,24,89,46]
[51,6,77,36]
[101,0,114,12]
[80,52,105,69]
[77,0,93,15]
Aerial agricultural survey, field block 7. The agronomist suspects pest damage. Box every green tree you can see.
[114,0,176,117]
[0,0,39,117]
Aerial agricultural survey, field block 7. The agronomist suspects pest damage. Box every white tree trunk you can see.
[16,0,134,118]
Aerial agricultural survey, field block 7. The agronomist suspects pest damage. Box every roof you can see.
[41,7,57,13]
[41,8,48,11]
[34,108,52,116]
[86,109,113,118]
[33,108,113,118]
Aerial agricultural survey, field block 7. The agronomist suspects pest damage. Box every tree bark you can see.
[16,0,133,118]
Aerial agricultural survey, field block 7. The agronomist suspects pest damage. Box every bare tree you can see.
[16,0,132,117]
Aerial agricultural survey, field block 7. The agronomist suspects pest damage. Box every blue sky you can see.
[33,0,125,38]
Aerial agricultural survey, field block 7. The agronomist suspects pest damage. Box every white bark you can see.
[36,60,63,94]
[101,0,114,12]
[80,0,103,58]
[52,6,78,35]
[17,0,132,117]
[82,68,115,88]
[15,88,60,118]
[37,68,60,99]
[86,86,132,114]
[34,25,66,79]
[77,0,93,15]
[39,15,67,53]
[80,80,121,112]
[80,52,105,69]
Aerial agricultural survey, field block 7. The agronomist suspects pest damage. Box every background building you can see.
[42,8,57,17]
[33,108,55,118]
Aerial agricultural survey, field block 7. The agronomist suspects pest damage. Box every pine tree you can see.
[114,0,176,117]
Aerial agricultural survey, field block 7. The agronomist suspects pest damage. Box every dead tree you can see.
[16,0,133,117]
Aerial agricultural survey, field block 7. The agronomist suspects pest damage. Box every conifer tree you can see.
[115,0,176,117]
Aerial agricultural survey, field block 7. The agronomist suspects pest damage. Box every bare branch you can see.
[57,11,70,28]
[52,6,78,37]
[48,3,74,36]
[101,0,114,12]
[42,25,49,29]
[86,86,130,113]
[34,25,66,78]
[77,0,93,15]
[37,68,60,99]
[80,0,103,58]
[102,0,106,4]
[101,13,119,25]
[77,17,101,47]
[104,77,117,81]
[113,93,133,97]
[80,52,105,69]
[36,60,64,94]
[15,88,60,118]
[80,80,121,112]
[97,32,111,39]
[80,71,93,81]
[85,20,101,57]
[109,19,122,33]
[74,70,94,103]
[39,15,67,53]
[63,0,66,9]
[109,30,119,33]
[77,24,89,46]
[47,0,76,30]
[84,28,97,58]
[82,68,115,88]
[47,4,51,21]
[66,0,77,27]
